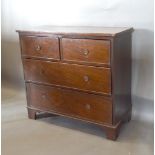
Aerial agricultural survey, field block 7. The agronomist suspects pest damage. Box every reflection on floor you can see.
[2,86,154,155]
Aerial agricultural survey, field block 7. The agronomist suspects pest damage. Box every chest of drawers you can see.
[17,26,133,140]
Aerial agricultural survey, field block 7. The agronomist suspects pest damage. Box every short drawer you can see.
[62,38,110,65]
[27,83,112,124]
[20,36,60,59]
[23,59,111,95]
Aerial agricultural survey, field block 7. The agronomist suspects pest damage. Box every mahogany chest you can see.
[17,26,133,140]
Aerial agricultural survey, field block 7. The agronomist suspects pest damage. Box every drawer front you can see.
[23,59,111,95]
[20,36,60,59]
[27,83,112,124]
[62,38,110,65]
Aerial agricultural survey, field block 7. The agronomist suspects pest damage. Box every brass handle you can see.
[83,75,89,82]
[42,94,46,99]
[83,49,89,56]
[35,45,41,51]
[85,104,91,110]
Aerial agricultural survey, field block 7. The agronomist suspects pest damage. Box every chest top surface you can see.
[17,26,133,37]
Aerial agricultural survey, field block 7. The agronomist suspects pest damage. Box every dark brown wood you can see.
[104,108,132,140]
[27,108,37,119]
[26,83,112,124]
[23,59,111,95]
[61,38,110,65]
[122,109,132,123]
[27,108,58,120]
[104,122,121,140]
[111,33,132,125]
[16,26,133,37]
[17,26,133,140]
[20,35,60,60]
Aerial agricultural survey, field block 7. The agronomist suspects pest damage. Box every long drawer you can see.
[27,83,112,124]
[23,59,111,95]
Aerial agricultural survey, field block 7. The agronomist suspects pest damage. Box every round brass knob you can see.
[83,49,89,56]
[85,104,91,110]
[42,94,46,99]
[35,45,41,51]
[83,75,89,82]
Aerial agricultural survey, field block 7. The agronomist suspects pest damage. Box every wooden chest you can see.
[17,26,133,140]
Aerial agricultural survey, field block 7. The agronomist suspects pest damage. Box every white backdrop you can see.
[2,0,154,122]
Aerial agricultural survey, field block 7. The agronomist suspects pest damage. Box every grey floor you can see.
[2,85,154,155]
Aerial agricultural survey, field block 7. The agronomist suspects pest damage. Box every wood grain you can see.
[26,83,112,124]
[20,35,60,59]
[23,59,111,95]
[17,26,133,140]
[17,26,133,37]
[62,38,110,65]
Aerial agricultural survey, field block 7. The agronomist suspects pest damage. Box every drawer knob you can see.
[83,49,89,56]
[35,45,41,51]
[85,104,91,110]
[83,75,89,82]
[42,94,46,99]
